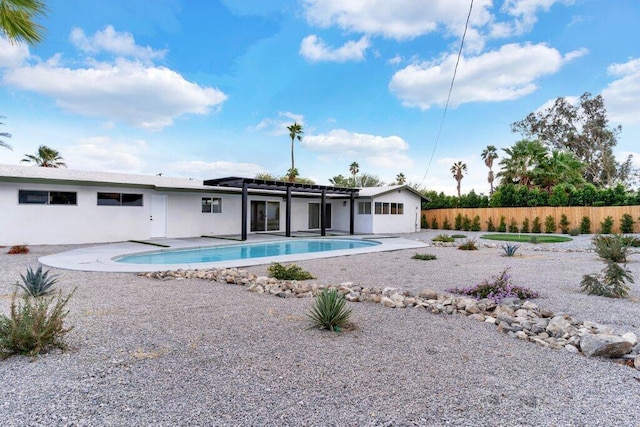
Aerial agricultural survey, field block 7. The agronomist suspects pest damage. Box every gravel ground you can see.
[1,232,639,426]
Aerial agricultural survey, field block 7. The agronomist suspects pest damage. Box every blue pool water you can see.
[115,239,380,264]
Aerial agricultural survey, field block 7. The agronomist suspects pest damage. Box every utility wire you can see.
[419,0,474,187]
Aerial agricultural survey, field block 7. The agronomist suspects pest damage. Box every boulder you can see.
[580,334,634,358]
[380,297,396,308]
[546,316,574,338]
[621,332,638,346]
[418,288,438,300]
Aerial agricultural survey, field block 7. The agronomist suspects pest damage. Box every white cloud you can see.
[3,57,227,130]
[501,0,573,35]
[299,35,370,62]
[387,54,403,66]
[303,0,493,41]
[389,43,583,109]
[168,160,266,179]
[302,129,412,169]
[70,26,167,61]
[603,57,640,125]
[65,136,149,172]
[253,112,305,136]
[0,37,30,68]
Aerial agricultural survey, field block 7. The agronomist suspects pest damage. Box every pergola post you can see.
[349,190,355,235]
[320,189,326,236]
[285,186,292,237]
[241,181,248,241]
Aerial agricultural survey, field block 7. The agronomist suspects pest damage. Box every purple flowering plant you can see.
[446,267,540,303]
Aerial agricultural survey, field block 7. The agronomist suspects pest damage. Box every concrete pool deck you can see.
[39,235,428,272]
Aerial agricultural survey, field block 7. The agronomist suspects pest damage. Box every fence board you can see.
[422,206,640,234]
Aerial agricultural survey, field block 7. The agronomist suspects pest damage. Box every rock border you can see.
[140,268,640,370]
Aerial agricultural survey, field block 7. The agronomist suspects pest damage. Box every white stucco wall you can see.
[370,189,421,234]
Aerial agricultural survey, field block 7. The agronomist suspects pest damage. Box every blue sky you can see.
[1,0,639,195]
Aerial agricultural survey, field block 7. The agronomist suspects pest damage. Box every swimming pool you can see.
[115,239,380,265]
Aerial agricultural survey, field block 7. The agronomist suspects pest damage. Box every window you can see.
[357,202,371,215]
[19,190,77,205]
[373,201,404,215]
[374,202,382,214]
[98,192,143,206]
[382,203,390,214]
[202,197,222,213]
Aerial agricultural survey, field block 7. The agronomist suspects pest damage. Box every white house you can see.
[0,164,426,245]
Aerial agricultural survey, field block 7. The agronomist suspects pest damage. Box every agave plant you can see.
[502,243,520,257]
[307,289,352,332]
[17,266,60,297]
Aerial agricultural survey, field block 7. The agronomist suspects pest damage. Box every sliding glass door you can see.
[251,201,280,232]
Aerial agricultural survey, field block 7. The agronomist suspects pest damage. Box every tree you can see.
[286,122,303,182]
[511,92,633,187]
[359,172,385,187]
[21,145,66,167]
[497,139,547,188]
[480,145,498,195]
[450,161,467,197]
[396,173,406,185]
[349,161,359,187]
[329,174,350,187]
[255,172,278,181]
[0,0,48,45]
[0,116,11,150]
[533,150,585,191]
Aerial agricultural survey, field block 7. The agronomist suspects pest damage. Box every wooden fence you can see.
[422,206,640,234]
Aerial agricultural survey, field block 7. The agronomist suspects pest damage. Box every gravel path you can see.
[1,233,639,426]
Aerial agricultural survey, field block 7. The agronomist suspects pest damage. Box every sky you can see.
[1,0,639,195]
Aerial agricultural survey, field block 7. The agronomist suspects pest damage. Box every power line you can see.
[419,0,474,188]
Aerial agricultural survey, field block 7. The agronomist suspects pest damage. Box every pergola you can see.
[203,177,360,240]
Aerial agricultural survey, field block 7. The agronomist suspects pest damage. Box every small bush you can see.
[581,261,633,298]
[431,217,438,229]
[454,213,463,231]
[620,213,635,234]
[486,217,496,232]
[600,216,614,234]
[0,290,75,358]
[268,263,315,280]
[432,234,455,243]
[502,243,520,257]
[508,218,518,233]
[421,214,428,229]
[450,234,467,239]
[447,268,540,303]
[568,228,581,237]
[521,218,530,233]
[458,239,478,250]
[470,215,481,232]
[461,215,472,231]
[17,266,60,297]
[531,217,542,233]
[529,236,539,244]
[7,245,29,254]
[411,253,437,261]
[442,218,452,230]
[559,214,570,234]
[497,216,507,233]
[592,235,629,263]
[622,235,640,247]
[580,216,591,234]
[307,289,352,332]
[544,215,556,234]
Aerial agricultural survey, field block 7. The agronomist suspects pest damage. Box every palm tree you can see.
[396,173,406,185]
[349,161,359,187]
[533,150,585,191]
[0,116,11,150]
[21,145,66,167]
[0,0,48,45]
[450,161,467,197]
[497,139,546,187]
[329,174,350,187]
[286,122,303,182]
[481,145,498,195]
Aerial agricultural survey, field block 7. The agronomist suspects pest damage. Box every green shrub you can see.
[622,235,640,247]
[529,236,539,244]
[307,289,352,332]
[544,215,556,233]
[620,213,635,234]
[267,263,315,280]
[502,243,520,257]
[581,261,633,298]
[458,239,478,250]
[411,253,437,261]
[450,234,467,239]
[559,214,570,234]
[432,234,455,243]
[431,217,438,229]
[580,216,591,234]
[497,216,507,233]
[17,266,60,297]
[0,290,75,358]
[508,218,519,233]
[600,216,614,234]
[421,214,428,229]
[531,216,542,233]
[521,218,530,233]
[486,217,496,232]
[454,213,463,230]
[592,235,629,263]
[447,268,539,303]
[470,216,481,232]
[442,218,452,230]
[568,228,580,237]
[461,215,472,231]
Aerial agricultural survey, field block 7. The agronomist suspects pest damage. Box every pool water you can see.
[115,239,380,264]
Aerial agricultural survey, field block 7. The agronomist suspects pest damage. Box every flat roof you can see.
[204,176,359,196]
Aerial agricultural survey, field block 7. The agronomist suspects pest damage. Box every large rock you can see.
[580,334,634,358]
[418,288,438,300]
[546,316,575,338]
